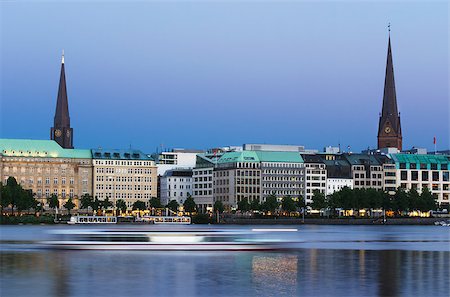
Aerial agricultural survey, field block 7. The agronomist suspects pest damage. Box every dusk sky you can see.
[1,1,448,153]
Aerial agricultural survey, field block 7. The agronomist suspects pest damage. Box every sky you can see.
[0,0,448,153]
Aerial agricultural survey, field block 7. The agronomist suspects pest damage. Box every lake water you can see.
[0,225,449,297]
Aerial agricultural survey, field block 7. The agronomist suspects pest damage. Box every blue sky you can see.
[0,1,448,153]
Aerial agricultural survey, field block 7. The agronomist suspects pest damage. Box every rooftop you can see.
[0,138,91,159]
[91,148,152,160]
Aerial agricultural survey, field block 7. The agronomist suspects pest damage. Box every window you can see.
[443,172,449,182]
[411,171,418,181]
[422,171,429,181]
[432,171,439,182]
[400,171,407,181]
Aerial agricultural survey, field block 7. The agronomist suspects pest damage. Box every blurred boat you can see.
[42,228,296,251]
[68,215,117,225]
[135,215,191,225]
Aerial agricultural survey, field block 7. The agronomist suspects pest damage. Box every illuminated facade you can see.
[92,149,157,209]
[0,139,92,208]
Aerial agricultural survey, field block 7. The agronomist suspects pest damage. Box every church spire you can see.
[51,50,74,149]
[377,27,402,151]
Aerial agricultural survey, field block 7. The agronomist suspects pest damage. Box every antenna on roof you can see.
[61,49,65,64]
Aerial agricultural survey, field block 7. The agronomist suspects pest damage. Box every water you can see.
[1,225,449,297]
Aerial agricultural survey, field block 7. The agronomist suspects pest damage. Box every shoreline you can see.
[219,217,447,225]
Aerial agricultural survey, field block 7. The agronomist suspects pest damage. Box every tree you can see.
[100,197,113,210]
[213,200,224,214]
[250,199,261,211]
[3,177,21,215]
[408,188,421,211]
[132,200,147,211]
[16,189,35,215]
[237,198,250,212]
[311,190,327,211]
[149,197,162,209]
[262,194,279,213]
[64,198,76,215]
[91,197,100,213]
[393,188,409,214]
[80,194,94,210]
[116,199,127,214]
[48,194,59,210]
[419,187,437,212]
[166,200,179,212]
[183,195,197,213]
[281,195,296,213]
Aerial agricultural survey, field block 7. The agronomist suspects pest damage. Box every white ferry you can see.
[68,215,117,225]
[136,216,191,225]
[42,228,298,251]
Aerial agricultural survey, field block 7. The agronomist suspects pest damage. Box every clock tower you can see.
[50,51,74,149]
[377,31,402,151]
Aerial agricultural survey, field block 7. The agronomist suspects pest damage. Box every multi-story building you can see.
[192,153,217,212]
[318,153,354,196]
[92,149,157,209]
[390,154,450,207]
[342,154,386,191]
[301,154,327,204]
[214,151,261,210]
[153,149,204,176]
[0,139,92,208]
[160,169,193,206]
[257,151,305,201]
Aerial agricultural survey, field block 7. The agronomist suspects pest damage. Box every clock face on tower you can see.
[55,129,62,137]
[384,127,391,134]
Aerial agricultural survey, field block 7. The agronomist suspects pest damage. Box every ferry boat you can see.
[68,215,117,225]
[135,216,191,225]
[42,228,297,251]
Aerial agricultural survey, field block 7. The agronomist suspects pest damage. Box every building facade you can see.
[0,139,92,208]
[92,149,157,209]
[192,154,218,212]
[301,154,327,204]
[390,154,450,206]
[160,169,193,206]
[214,151,261,210]
[258,151,305,201]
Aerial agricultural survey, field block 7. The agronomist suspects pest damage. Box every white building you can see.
[160,169,193,206]
[390,154,450,206]
[326,178,353,196]
[154,149,204,176]
[301,154,327,204]
[92,149,157,210]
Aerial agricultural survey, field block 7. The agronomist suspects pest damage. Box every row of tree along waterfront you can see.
[236,187,438,217]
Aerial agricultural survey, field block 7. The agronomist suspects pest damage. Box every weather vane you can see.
[388,22,391,33]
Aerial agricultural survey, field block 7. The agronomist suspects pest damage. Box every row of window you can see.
[95,184,152,191]
[400,171,449,182]
[94,160,153,166]
[95,176,152,182]
[399,163,447,170]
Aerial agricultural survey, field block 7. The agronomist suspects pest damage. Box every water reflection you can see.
[1,249,448,297]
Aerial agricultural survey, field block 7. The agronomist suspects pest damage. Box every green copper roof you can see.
[217,151,260,164]
[390,154,449,165]
[0,138,91,159]
[255,151,303,163]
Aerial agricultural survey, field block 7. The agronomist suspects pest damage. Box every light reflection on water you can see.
[1,225,449,296]
[1,249,449,297]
